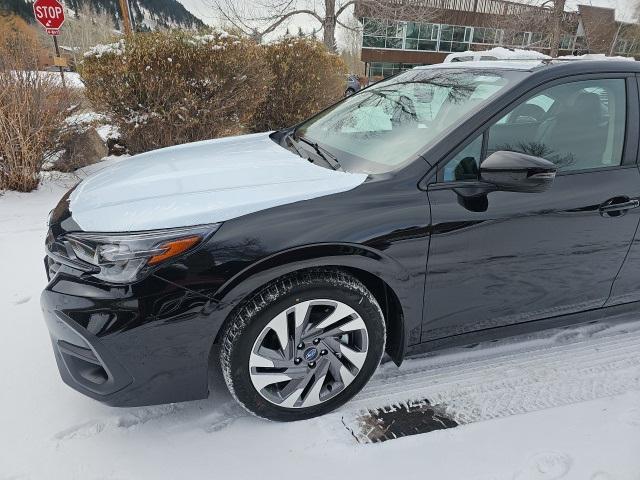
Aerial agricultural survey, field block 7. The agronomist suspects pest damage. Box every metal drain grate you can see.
[343,399,458,443]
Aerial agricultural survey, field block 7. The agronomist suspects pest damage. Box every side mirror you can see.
[480,150,557,193]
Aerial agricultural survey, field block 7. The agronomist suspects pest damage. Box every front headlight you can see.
[64,223,220,283]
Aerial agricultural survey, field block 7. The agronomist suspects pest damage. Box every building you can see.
[355,0,640,79]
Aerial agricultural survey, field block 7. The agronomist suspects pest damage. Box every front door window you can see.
[486,79,627,172]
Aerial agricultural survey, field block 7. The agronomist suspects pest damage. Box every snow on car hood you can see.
[68,132,367,232]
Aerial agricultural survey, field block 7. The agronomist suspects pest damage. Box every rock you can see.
[56,126,108,172]
[107,138,127,156]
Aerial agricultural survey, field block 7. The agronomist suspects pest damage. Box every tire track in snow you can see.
[340,318,640,439]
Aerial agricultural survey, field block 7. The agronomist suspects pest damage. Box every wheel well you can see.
[213,265,405,366]
[340,266,404,366]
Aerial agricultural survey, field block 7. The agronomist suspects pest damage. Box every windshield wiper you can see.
[285,133,306,159]
[293,134,344,172]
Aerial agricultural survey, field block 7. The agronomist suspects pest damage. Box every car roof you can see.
[416,60,543,71]
[415,59,640,74]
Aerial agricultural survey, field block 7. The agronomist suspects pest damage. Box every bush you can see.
[252,38,347,132]
[0,23,73,192]
[81,31,272,154]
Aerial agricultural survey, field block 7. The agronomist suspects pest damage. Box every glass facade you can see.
[361,17,570,53]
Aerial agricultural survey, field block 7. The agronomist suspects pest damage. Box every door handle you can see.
[599,198,640,216]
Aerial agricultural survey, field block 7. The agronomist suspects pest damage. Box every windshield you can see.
[295,67,523,174]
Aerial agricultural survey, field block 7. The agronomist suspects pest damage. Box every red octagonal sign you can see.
[33,0,65,36]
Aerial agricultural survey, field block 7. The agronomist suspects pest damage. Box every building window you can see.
[439,25,472,52]
[362,18,385,48]
[405,22,439,51]
[472,27,502,45]
[513,31,531,46]
[615,38,635,55]
[529,32,550,48]
[559,34,575,50]
[361,17,550,55]
[368,62,422,78]
[362,18,405,49]
[385,20,404,49]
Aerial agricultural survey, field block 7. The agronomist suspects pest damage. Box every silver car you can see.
[345,74,361,96]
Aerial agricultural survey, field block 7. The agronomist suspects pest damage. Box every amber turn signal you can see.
[148,235,203,266]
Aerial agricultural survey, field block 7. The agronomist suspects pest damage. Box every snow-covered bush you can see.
[0,27,73,192]
[81,31,271,154]
[252,38,347,132]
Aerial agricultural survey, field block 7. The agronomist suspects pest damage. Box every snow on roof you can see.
[417,60,542,71]
[556,53,635,62]
[483,47,550,60]
[446,48,635,63]
[445,47,551,61]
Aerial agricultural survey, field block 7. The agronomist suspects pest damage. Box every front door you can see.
[422,75,640,342]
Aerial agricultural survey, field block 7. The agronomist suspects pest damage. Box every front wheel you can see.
[220,269,386,421]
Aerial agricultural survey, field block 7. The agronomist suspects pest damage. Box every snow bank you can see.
[84,39,126,58]
[64,111,119,142]
[64,112,107,126]
[9,70,84,89]
[96,124,120,142]
[50,71,84,88]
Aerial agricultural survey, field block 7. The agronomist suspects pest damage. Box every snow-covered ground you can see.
[10,71,85,89]
[1,168,640,480]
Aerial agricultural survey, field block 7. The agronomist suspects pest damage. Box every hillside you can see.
[0,0,204,30]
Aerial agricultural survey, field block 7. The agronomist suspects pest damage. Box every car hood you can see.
[68,132,367,232]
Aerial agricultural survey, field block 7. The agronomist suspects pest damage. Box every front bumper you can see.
[41,268,222,407]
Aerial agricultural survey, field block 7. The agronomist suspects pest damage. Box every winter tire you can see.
[220,268,386,421]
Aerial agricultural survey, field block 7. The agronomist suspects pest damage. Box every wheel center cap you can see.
[303,347,319,362]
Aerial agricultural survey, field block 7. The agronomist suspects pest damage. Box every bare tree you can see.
[57,5,117,65]
[339,14,364,74]
[211,0,349,49]
[210,0,440,51]
[476,0,578,56]
[548,0,566,57]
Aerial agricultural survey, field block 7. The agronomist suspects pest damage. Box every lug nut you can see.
[308,361,316,368]
[313,338,320,345]
[320,349,327,356]
[297,342,305,350]
[294,357,302,365]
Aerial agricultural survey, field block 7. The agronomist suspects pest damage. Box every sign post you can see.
[32,0,66,88]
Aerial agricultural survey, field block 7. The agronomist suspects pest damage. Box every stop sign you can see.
[33,0,65,35]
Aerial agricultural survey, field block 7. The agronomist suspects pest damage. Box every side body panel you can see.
[422,73,640,341]
[424,168,640,341]
[606,75,640,306]
[154,176,432,350]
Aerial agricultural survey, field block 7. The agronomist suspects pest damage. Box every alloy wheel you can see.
[248,299,369,408]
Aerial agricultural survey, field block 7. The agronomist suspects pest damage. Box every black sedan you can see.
[42,59,640,421]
